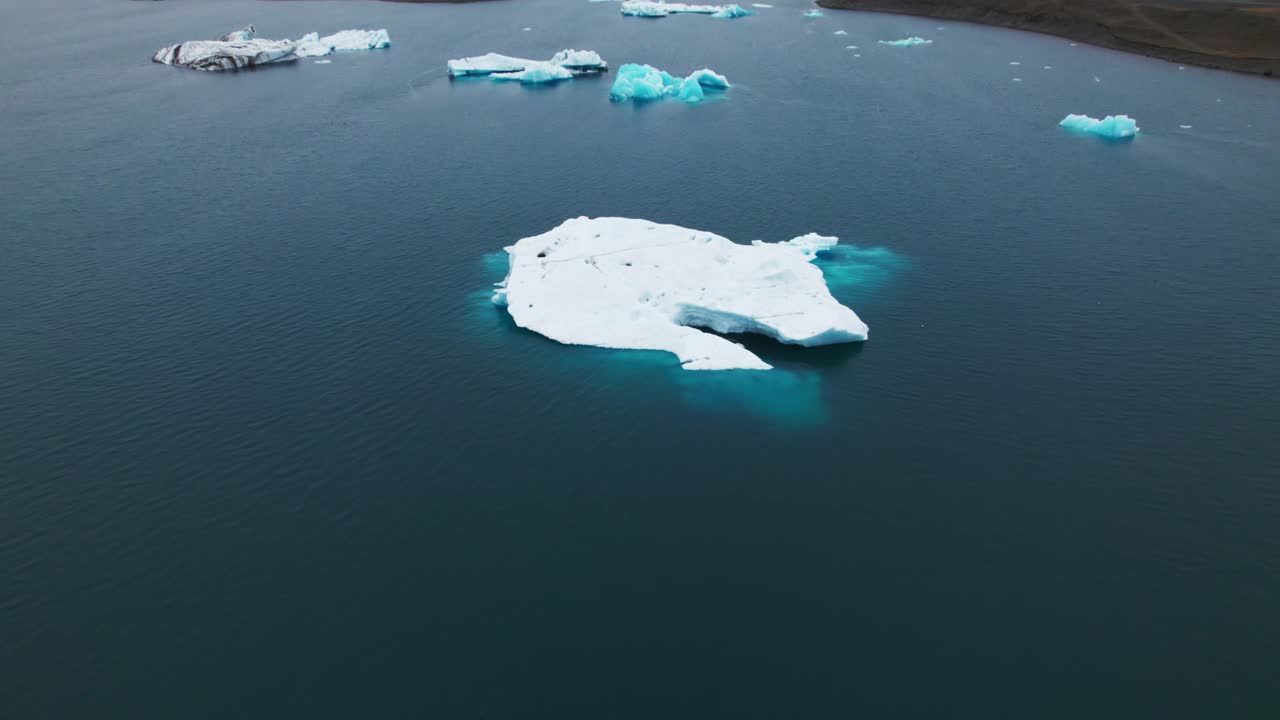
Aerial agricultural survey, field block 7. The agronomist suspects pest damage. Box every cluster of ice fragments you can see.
[492,217,868,370]
[609,64,730,103]
[621,1,754,18]
[1059,114,1140,139]
[295,29,391,58]
[879,37,932,47]
[448,49,607,80]
[152,25,389,71]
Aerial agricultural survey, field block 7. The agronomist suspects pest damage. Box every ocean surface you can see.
[2,0,1279,716]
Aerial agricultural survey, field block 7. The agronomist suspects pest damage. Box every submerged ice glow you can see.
[491,217,868,371]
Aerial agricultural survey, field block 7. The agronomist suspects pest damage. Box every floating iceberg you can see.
[834,30,848,35]
[879,36,931,46]
[804,9,824,17]
[752,2,773,6]
[294,29,391,58]
[448,49,607,76]
[620,1,753,17]
[492,217,868,370]
[1059,113,1140,139]
[609,63,729,103]
[491,62,574,83]
[152,25,296,71]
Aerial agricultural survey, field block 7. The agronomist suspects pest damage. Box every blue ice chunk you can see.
[609,63,731,103]
[804,9,824,17]
[878,36,932,46]
[711,4,754,17]
[1059,113,1140,139]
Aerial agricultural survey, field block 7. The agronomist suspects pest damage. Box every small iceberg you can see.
[609,63,729,103]
[1179,124,1193,129]
[878,36,931,46]
[294,29,391,58]
[752,2,773,6]
[1009,61,1020,65]
[492,217,868,370]
[491,62,574,83]
[834,30,848,35]
[1059,113,1140,139]
[448,49,607,76]
[152,25,296,71]
[804,9,824,17]
[620,1,753,17]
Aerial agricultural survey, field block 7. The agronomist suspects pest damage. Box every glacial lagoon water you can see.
[2,0,1279,716]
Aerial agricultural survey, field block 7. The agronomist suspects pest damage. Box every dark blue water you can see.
[3,0,1279,716]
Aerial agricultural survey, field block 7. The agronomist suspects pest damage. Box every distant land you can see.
[815,0,1280,76]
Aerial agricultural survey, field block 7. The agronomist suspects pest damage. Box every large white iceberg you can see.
[621,1,754,17]
[294,29,391,58]
[448,49,607,76]
[492,217,868,370]
[1059,113,1140,139]
[610,63,729,103]
[879,37,932,46]
[152,25,296,71]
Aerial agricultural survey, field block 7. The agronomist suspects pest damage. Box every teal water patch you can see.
[814,244,909,301]
[471,246,901,427]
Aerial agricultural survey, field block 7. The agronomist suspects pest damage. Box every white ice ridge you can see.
[152,25,296,71]
[448,49,607,76]
[879,36,932,46]
[295,29,391,58]
[620,1,754,17]
[1059,113,1140,139]
[492,217,868,371]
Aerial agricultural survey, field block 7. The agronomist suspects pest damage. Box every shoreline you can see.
[815,0,1280,77]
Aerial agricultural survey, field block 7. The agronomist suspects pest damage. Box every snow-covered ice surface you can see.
[152,25,296,71]
[1059,114,1140,139]
[609,63,729,103]
[492,217,868,371]
[294,29,391,58]
[448,49,606,76]
[491,62,574,83]
[620,1,753,17]
[879,37,932,47]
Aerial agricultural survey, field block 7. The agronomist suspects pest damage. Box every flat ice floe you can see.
[609,64,729,103]
[152,25,296,71]
[620,1,754,17]
[448,49,607,76]
[294,29,391,58]
[1059,113,1140,139]
[879,37,932,46]
[492,217,868,370]
[153,25,389,71]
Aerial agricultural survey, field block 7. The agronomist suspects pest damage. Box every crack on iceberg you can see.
[491,217,869,371]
